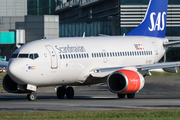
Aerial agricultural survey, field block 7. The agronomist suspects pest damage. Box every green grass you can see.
[0,110,180,120]
[0,73,6,92]
[0,84,5,92]
[0,72,6,78]
[150,71,180,76]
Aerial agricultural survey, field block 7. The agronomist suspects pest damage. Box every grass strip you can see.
[0,84,5,92]
[0,109,180,120]
[0,73,6,79]
[150,71,180,76]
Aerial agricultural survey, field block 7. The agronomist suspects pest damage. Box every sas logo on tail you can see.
[148,12,166,32]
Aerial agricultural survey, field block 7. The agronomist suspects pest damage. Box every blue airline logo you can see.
[148,12,166,32]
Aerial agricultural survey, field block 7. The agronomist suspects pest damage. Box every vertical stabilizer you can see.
[126,0,168,38]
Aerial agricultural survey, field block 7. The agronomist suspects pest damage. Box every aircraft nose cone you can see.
[7,60,24,84]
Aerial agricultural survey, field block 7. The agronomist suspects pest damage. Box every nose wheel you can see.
[27,92,37,101]
[57,86,74,99]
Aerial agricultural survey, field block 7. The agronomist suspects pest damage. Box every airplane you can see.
[3,0,180,101]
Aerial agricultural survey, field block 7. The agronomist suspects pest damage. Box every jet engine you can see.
[107,69,145,94]
[2,74,28,93]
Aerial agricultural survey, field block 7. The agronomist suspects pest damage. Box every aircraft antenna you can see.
[83,32,85,38]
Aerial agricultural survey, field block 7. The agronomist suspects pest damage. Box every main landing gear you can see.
[57,86,74,99]
[26,86,74,101]
[117,93,135,99]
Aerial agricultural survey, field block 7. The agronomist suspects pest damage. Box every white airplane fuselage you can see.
[8,36,167,87]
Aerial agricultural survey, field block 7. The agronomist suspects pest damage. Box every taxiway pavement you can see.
[0,75,180,111]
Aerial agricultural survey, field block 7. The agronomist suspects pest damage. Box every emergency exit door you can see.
[46,45,58,69]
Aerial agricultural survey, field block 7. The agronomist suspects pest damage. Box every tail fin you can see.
[126,0,168,38]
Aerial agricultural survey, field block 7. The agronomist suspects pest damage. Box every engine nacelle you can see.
[2,74,28,93]
[107,69,145,94]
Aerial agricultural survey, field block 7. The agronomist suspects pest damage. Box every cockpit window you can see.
[29,53,39,60]
[11,53,39,59]
[34,54,39,59]
[29,54,34,59]
[11,54,18,58]
[18,54,29,58]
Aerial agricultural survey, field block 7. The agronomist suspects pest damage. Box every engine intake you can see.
[3,74,28,93]
[107,69,144,94]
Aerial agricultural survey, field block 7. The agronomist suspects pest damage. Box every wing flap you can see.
[138,62,180,71]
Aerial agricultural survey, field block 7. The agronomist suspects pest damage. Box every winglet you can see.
[126,0,168,38]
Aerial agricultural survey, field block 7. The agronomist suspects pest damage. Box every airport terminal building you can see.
[0,0,180,61]
[54,0,180,61]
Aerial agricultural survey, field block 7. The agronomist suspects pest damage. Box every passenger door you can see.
[46,45,58,69]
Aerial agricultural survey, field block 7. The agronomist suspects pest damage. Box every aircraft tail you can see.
[126,0,168,38]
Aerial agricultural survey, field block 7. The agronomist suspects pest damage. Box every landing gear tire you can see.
[66,87,74,99]
[27,92,37,101]
[127,93,135,99]
[57,87,66,99]
[117,94,125,99]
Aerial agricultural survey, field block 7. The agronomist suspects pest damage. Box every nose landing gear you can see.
[26,86,74,101]
[27,92,37,101]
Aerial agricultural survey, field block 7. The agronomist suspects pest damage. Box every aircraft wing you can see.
[0,61,8,67]
[137,62,180,70]
[90,62,180,78]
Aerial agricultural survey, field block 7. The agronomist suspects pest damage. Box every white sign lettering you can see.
[148,12,166,31]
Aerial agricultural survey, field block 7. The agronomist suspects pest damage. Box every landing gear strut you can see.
[56,86,74,99]
[27,92,37,101]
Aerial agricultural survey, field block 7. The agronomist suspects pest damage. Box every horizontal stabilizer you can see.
[163,41,180,46]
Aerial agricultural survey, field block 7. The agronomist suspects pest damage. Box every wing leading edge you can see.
[90,62,180,78]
